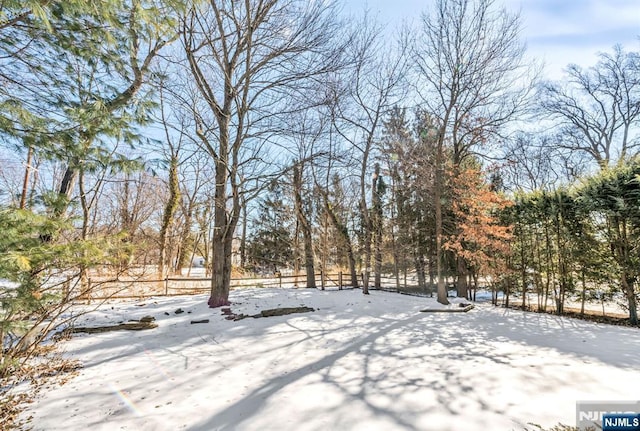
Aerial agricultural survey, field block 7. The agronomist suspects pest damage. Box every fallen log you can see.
[258,306,315,318]
[190,319,210,324]
[229,306,315,321]
[71,321,158,333]
[420,304,474,313]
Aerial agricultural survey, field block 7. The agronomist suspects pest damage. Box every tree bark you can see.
[435,144,449,305]
[320,189,359,289]
[456,258,469,299]
[208,114,235,307]
[622,275,638,326]
[20,145,33,209]
[158,155,180,277]
[293,165,316,289]
[414,254,426,291]
[372,164,383,289]
[240,198,247,269]
[613,217,638,325]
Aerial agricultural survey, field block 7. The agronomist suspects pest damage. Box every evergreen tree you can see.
[0,208,126,377]
[577,160,640,325]
[1,0,180,216]
[247,182,295,271]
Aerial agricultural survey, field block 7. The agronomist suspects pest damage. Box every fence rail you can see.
[78,271,433,301]
[82,272,346,301]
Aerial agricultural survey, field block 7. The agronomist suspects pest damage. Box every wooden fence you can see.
[79,272,430,301]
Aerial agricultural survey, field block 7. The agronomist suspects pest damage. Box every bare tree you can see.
[413,0,533,304]
[157,141,181,277]
[329,15,408,294]
[286,110,328,288]
[500,132,590,193]
[371,163,385,288]
[293,163,316,288]
[180,0,345,307]
[540,45,640,170]
[315,166,360,290]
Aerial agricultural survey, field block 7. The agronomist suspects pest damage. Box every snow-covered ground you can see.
[19,287,640,430]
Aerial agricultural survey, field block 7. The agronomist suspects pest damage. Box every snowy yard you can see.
[19,288,640,430]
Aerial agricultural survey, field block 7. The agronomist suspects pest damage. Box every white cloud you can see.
[345,0,639,78]
[505,0,639,78]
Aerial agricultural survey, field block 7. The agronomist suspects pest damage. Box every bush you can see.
[0,208,124,377]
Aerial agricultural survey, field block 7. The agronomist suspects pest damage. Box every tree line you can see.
[1,0,639,370]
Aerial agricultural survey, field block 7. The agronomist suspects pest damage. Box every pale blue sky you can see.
[344,0,640,79]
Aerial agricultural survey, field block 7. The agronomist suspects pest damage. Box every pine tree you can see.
[0,208,125,377]
[1,0,180,217]
[247,182,295,272]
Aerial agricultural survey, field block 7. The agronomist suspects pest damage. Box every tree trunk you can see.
[293,165,315,289]
[361,199,372,295]
[37,160,79,244]
[544,224,552,312]
[319,187,358,289]
[392,224,400,292]
[456,258,469,298]
[622,275,638,326]
[555,215,566,315]
[158,155,180,277]
[580,269,587,317]
[59,162,78,202]
[209,233,233,307]
[303,226,316,289]
[20,145,33,209]
[614,217,638,326]
[208,114,235,307]
[320,211,329,291]
[428,256,435,296]
[78,168,90,297]
[435,156,448,305]
[414,254,426,292]
[175,210,193,274]
[520,222,528,310]
[372,164,383,289]
[504,257,512,307]
[360,152,372,295]
[240,198,247,268]
[293,218,300,287]
[472,272,478,301]
[373,222,382,289]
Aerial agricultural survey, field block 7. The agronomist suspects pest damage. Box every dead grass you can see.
[1,343,82,430]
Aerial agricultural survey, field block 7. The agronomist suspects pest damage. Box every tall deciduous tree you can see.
[293,163,316,288]
[371,163,386,289]
[181,0,345,307]
[329,15,407,294]
[413,0,532,304]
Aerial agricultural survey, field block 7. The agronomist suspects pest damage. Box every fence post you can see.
[339,272,343,290]
[87,278,92,304]
[165,276,169,296]
[321,270,325,290]
[278,272,282,288]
